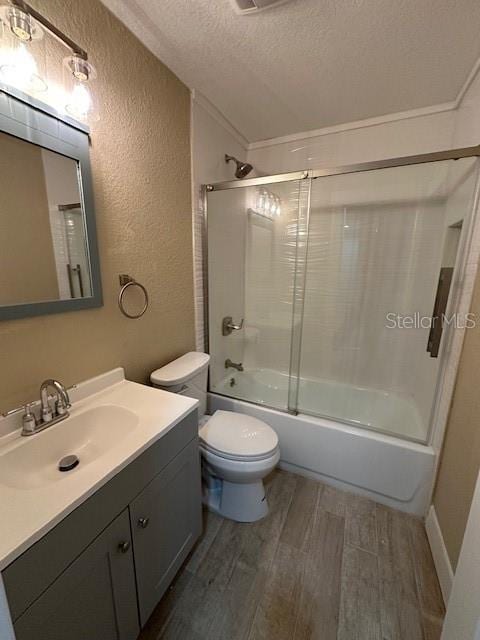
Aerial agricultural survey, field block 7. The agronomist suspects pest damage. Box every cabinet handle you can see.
[118,541,131,554]
[138,517,149,529]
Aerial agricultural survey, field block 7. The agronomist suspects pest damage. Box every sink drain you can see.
[58,455,79,472]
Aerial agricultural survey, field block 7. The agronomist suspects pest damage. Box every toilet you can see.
[150,352,280,522]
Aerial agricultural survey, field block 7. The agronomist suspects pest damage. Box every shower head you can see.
[225,154,253,179]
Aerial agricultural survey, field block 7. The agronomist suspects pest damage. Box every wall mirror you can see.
[0,88,102,320]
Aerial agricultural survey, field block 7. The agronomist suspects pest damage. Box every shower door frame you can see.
[202,145,480,445]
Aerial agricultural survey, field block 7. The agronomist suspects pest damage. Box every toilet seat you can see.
[199,410,278,461]
[199,440,279,462]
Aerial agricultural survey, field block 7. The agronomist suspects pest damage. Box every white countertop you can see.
[0,368,198,572]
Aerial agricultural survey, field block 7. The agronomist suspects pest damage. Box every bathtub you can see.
[209,368,436,516]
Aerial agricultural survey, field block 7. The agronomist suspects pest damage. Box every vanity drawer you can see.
[3,408,198,621]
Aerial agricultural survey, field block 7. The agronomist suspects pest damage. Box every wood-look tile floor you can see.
[139,469,445,640]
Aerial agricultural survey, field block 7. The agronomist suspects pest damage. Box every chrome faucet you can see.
[225,359,244,372]
[40,379,71,422]
[21,379,71,436]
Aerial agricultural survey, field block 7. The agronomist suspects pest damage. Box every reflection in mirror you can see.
[0,130,92,306]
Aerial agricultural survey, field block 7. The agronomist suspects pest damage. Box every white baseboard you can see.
[425,505,454,605]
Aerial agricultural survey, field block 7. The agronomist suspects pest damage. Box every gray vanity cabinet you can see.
[3,410,201,640]
[13,509,139,640]
[130,438,202,625]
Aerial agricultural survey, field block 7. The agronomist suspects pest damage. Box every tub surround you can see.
[0,368,198,571]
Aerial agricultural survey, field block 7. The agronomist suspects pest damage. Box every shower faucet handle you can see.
[222,316,244,336]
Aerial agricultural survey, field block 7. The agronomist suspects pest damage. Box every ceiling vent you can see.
[229,0,292,15]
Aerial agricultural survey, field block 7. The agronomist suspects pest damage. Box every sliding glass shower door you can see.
[207,177,309,411]
[296,157,478,442]
[206,154,479,443]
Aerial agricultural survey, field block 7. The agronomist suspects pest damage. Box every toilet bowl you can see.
[199,410,280,521]
[150,352,280,522]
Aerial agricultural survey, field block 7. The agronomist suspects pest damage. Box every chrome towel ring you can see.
[118,274,149,319]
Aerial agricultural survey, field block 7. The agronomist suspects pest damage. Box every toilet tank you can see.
[150,352,210,416]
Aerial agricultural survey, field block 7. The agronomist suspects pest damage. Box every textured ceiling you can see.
[101,0,480,142]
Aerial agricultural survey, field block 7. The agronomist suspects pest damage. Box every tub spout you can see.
[225,359,244,372]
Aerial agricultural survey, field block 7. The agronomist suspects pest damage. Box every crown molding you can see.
[248,102,456,150]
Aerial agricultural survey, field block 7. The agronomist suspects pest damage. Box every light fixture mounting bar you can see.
[10,0,88,60]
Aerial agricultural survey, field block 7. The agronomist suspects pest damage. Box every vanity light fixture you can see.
[251,187,282,221]
[0,0,97,122]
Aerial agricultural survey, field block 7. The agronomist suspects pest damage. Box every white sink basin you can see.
[0,404,139,490]
[0,368,199,573]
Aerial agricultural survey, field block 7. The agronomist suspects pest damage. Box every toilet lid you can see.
[199,410,278,459]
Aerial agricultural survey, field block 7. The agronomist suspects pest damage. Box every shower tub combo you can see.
[204,149,480,515]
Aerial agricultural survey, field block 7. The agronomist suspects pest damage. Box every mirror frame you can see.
[0,86,102,320]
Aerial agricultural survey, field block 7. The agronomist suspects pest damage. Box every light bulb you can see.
[268,193,275,218]
[0,42,46,92]
[275,197,281,217]
[65,83,92,119]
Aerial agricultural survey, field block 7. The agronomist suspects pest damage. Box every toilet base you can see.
[203,478,269,522]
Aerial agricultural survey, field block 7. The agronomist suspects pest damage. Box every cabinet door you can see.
[130,438,202,625]
[14,510,139,640]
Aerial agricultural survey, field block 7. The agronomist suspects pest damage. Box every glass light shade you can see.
[63,55,96,82]
[64,83,99,123]
[65,82,91,119]
[0,10,47,94]
[0,41,47,92]
[62,56,98,123]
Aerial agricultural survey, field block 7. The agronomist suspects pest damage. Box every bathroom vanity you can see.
[0,369,202,640]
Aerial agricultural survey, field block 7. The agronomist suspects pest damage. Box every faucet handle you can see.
[22,403,37,435]
[222,316,244,336]
[55,394,70,416]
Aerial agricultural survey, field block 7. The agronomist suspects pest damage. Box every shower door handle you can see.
[222,316,244,336]
[66,264,75,298]
[75,264,84,297]
[427,267,454,358]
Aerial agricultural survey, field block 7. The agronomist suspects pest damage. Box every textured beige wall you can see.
[0,133,59,305]
[433,274,480,570]
[0,0,194,413]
